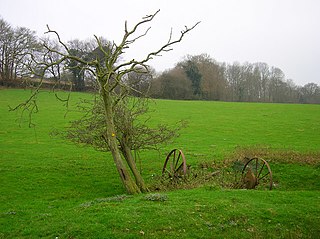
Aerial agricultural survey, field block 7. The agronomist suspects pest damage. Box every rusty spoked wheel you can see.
[241,157,273,190]
[162,149,187,180]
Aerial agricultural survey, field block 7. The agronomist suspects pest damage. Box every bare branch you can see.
[126,9,160,37]
[110,9,161,66]
[45,25,69,52]
[114,21,201,75]
[126,26,151,45]
[167,28,173,45]
[93,35,112,62]
[143,21,201,63]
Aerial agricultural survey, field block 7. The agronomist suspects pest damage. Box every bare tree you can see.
[269,67,285,102]
[226,62,243,101]
[0,17,12,84]
[0,17,37,86]
[300,83,320,104]
[14,10,199,194]
[36,37,67,89]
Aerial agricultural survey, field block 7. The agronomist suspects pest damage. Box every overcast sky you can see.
[1,0,320,86]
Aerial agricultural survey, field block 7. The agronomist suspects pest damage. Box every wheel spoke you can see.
[175,152,181,169]
[172,150,176,172]
[257,163,266,178]
[163,149,187,180]
[175,163,184,173]
[259,172,270,181]
[164,168,172,177]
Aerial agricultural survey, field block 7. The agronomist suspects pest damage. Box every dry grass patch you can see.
[228,146,320,166]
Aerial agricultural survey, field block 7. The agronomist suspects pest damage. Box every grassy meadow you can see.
[1,89,320,238]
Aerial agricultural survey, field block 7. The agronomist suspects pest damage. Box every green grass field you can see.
[1,89,320,238]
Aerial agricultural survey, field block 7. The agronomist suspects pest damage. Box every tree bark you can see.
[120,139,149,192]
[101,90,141,194]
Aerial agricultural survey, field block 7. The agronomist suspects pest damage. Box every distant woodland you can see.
[148,54,320,104]
[1,17,319,104]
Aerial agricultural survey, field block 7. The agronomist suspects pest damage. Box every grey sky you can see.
[1,0,319,86]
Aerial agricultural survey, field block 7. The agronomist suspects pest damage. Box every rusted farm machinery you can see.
[162,149,188,180]
[162,149,273,190]
[242,157,273,190]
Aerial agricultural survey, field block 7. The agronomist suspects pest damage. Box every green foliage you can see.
[1,89,320,238]
[182,60,202,96]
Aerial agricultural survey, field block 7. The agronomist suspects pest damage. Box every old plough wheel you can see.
[162,149,187,180]
[242,157,273,190]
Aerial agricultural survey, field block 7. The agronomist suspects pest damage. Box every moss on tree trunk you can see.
[101,90,141,194]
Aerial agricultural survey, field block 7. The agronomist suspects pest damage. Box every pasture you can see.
[1,89,320,238]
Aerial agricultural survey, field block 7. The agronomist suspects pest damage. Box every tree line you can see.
[1,16,319,104]
[0,16,108,91]
[149,54,320,104]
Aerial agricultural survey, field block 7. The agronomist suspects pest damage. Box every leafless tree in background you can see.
[0,17,38,86]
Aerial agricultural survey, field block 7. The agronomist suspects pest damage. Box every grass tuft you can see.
[79,195,133,207]
[144,193,168,202]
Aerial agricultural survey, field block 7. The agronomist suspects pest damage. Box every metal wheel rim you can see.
[162,149,187,179]
[241,157,273,190]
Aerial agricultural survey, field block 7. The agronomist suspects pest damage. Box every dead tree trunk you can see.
[101,89,141,194]
[120,139,148,193]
